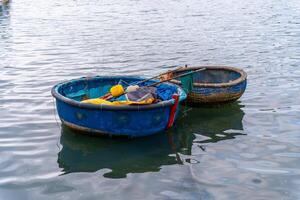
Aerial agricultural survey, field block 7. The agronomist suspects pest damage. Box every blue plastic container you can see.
[52,76,187,137]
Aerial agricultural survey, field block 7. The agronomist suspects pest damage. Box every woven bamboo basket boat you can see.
[170,66,247,104]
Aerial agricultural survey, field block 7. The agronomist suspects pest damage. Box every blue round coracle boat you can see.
[52,76,187,137]
[171,66,247,104]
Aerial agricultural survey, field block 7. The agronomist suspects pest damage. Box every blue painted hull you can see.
[52,76,186,137]
[188,79,247,103]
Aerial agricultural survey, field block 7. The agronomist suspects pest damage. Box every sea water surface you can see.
[1,0,300,199]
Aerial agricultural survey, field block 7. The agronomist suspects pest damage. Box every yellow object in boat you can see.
[81,98,113,105]
[110,84,124,97]
[112,98,155,105]
[81,97,155,105]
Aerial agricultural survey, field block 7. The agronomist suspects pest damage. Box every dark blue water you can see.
[1,0,300,199]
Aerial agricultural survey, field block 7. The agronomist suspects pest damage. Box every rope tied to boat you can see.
[52,97,62,151]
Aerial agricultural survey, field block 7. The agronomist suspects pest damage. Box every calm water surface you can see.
[1,0,300,199]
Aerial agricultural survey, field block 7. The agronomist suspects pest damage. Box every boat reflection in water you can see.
[58,102,245,178]
[173,102,245,155]
[0,1,9,17]
[58,127,178,178]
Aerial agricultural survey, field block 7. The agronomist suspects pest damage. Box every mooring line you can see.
[52,97,61,151]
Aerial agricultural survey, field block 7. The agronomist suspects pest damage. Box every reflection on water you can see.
[174,102,245,154]
[58,126,177,178]
[178,103,244,134]
[0,2,10,64]
[0,2,9,16]
[58,102,245,178]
